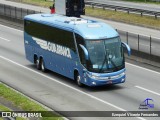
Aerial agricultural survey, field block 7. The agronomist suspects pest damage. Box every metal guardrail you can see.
[0,3,40,20]
[116,29,160,59]
[85,1,160,19]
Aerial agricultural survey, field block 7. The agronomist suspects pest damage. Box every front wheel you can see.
[76,73,83,87]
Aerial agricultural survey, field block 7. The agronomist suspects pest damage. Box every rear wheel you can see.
[36,58,40,70]
[40,58,46,72]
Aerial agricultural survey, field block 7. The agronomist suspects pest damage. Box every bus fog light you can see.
[92,82,96,85]
[121,78,125,82]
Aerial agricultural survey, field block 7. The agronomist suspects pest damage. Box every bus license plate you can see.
[107,80,112,84]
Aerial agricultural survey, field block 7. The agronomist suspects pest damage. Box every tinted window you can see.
[75,34,86,66]
[24,20,76,51]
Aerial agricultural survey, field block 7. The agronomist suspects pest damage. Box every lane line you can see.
[0,36,10,42]
[0,24,23,32]
[135,86,160,96]
[126,62,160,75]
[0,55,146,120]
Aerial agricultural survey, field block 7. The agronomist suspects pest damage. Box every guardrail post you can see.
[4,4,6,16]
[126,32,128,44]
[103,6,105,10]
[10,6,11,18]
[127,11,129,14]
[155,15,157,19]
[138,34,139,51]
[141,13,143,17]
[15,7,17,19]
[21,8,23,20]
[150,35,152,55]
[92,4,94,9]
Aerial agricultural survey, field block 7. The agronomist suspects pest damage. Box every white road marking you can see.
[0,24,23,32]
[0,55,146,120]
[126,62,160,75]
[135,86,160,96]
[0,36,10,42]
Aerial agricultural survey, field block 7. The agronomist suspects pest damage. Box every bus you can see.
[24,14,131,87]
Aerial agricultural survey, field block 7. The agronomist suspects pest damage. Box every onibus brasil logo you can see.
[139,98,154,109]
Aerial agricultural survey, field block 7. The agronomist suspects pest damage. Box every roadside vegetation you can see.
[0,83,63,120]
[123,0,160,4]
[10,0,52,7]
[86,7,160,29]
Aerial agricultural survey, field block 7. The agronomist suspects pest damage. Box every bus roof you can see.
[24,14,119,39]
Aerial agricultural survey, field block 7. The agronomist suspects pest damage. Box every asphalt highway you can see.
[0,22,160,120]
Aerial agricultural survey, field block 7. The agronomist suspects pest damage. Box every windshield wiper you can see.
[99,51,108,73]
[110,58,119,71]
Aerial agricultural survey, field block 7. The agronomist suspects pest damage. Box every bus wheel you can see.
[36,58,41,70]
[40,59,46,72]
[76,73,83,87]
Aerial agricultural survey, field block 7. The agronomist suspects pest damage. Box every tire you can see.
[40,58,46,72]
[76,73,83,87]
[36,58,41,70]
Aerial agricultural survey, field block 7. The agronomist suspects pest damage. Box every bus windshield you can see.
[85,37,124,73]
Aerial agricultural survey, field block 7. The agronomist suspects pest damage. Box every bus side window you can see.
[63,31,76,52]
[75,34,86,67]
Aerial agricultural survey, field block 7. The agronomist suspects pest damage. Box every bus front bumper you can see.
[84,70,126,86]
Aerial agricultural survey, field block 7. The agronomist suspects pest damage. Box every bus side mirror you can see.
[79,44,89,60]
[122,42,131,56]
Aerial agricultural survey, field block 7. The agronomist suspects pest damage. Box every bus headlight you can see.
[87,73,102,79]
[87,72,125,80]
[110,72,125,79]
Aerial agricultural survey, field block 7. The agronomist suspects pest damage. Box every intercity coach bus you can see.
[24,14,131,87]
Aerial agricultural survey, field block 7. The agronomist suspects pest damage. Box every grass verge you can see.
[86,7,160,29]
[123,0,160,4]
[0,83,63,120]
[10,0,52,7]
